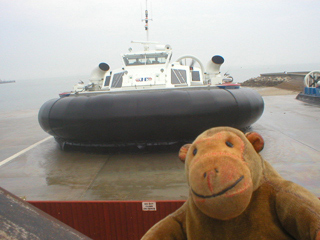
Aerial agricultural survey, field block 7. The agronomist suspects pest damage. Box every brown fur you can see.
[142,127,320,240]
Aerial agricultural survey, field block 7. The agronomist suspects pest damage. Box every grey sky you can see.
[1,0,319,81]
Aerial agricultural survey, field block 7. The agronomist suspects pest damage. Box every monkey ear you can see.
[179,144,191,163]
[245,132,264,153]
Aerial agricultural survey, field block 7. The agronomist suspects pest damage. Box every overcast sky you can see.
[1,0,319,81]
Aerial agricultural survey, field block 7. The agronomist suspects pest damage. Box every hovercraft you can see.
[296,70,320,104]
[38,41,264,148]
[38,7,264,148]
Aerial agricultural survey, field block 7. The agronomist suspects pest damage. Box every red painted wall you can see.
[29,200,185,240]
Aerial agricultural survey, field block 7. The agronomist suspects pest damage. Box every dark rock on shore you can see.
[242,72,306,92]
[241,76,290,87]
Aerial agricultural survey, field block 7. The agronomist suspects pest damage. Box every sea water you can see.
[0,76,87,113]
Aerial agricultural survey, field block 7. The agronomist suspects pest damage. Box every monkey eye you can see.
[193,148,197,156]
[226,141,233,148]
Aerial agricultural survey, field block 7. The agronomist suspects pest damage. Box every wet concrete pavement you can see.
[0,93,319,201]
[0,110,48,161]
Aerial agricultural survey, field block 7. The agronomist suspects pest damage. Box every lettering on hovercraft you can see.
[136,77,152,82]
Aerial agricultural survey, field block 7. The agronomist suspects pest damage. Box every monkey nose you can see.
[203,168,219,178]
[204,169,219,193]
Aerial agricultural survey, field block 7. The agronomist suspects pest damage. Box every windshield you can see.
[123,52,168,66]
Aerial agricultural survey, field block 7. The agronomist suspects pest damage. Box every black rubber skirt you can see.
[296,92,320,105]
[38,87,264,145]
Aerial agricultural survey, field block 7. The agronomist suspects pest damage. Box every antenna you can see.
[142,0,152,42]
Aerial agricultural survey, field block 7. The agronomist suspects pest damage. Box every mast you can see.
[145,8,149,41]
[142,0,152,42]
[133,0,156,51]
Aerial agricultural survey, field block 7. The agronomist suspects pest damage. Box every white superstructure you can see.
[72,41,229,94]
[71,1,232,95]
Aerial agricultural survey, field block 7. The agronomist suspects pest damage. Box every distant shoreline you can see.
[0,80,15,84]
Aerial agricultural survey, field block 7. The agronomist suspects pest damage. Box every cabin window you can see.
[192,71,200,81]
[171,69,187,84]
[123,53,168,66]
[104,76,111,86]
[111,72,125,88]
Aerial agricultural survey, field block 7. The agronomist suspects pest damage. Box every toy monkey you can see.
[142,127,320,240]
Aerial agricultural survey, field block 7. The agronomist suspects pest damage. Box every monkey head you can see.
[179,127,264,220]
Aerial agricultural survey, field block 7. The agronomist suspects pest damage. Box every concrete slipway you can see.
[0,90,319,201]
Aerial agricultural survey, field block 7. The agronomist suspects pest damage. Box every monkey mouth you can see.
[191,175,244,199]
